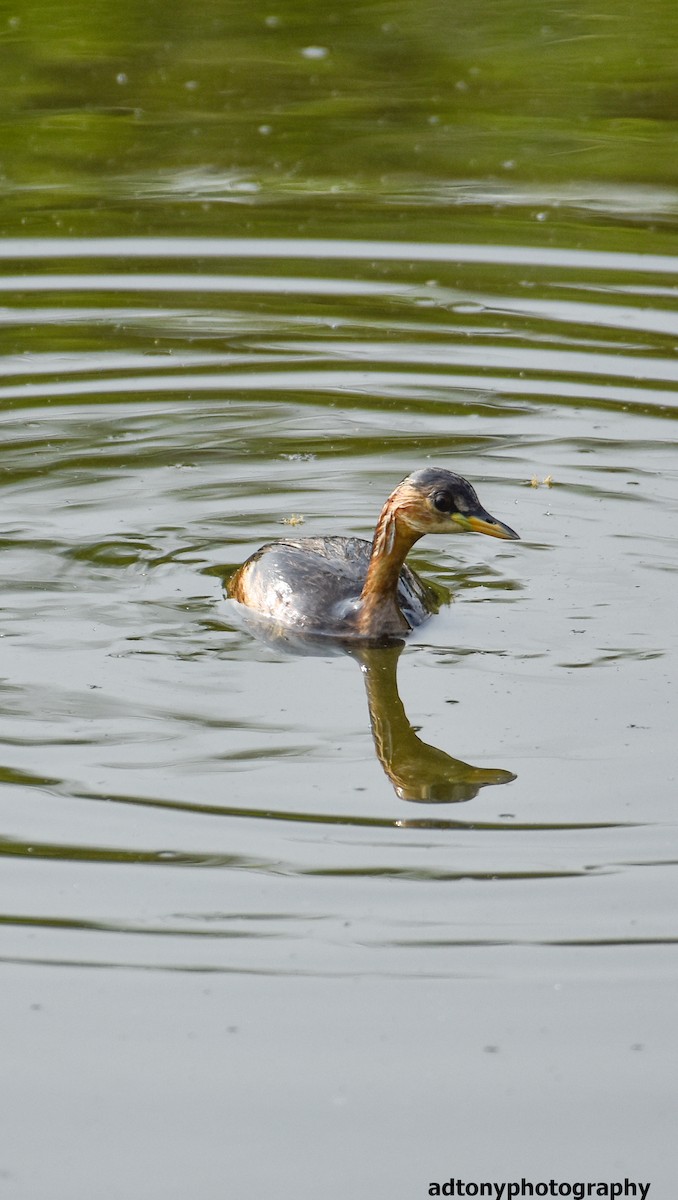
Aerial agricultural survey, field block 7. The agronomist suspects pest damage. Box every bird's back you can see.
[227,535,433,634]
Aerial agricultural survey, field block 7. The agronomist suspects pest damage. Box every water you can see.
[2,3,678,1197]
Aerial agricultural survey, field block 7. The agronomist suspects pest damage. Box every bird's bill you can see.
[452,509,520,540]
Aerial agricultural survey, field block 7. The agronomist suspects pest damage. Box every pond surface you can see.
[2,3,678,1198]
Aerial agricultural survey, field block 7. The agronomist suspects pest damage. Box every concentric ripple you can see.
[0,236,676,976]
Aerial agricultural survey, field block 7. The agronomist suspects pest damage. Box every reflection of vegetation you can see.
[2,0,678,238]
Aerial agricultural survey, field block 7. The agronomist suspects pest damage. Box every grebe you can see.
[227,468,519,640]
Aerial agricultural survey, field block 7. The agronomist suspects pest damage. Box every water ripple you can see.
[3,235,678,274]
[0,233,676,977]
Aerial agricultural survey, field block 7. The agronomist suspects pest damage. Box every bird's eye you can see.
[432,491,455,514]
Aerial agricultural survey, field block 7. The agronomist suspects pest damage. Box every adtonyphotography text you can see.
[428,1181,650,1200]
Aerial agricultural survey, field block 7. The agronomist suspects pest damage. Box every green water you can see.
[5,0,678,244]
[1,4,677,1198]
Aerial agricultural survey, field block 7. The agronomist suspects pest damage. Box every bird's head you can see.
[391,468,520,541]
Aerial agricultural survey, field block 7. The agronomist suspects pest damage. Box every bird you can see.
[226,467,519,641]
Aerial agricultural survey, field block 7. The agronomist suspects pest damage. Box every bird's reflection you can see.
[227,604,515,805]
[353,642,514,803]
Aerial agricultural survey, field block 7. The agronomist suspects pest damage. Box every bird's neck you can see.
[356,503,421,636]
